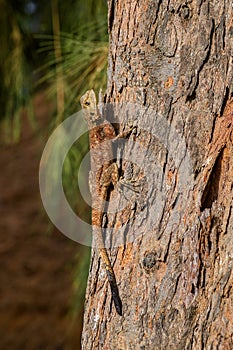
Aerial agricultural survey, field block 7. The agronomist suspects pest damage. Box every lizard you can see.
[80,89,124,315]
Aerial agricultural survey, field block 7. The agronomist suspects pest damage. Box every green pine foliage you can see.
[0,0,35,142]
[36,17,108,119]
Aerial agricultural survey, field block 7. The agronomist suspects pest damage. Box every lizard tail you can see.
[100,248,123,316]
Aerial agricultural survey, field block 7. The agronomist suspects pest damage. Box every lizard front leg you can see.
[100,163,119,188]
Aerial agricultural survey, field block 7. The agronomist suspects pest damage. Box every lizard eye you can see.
[85,101,90,106]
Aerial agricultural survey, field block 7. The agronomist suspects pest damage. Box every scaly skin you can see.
[80,90,122,315]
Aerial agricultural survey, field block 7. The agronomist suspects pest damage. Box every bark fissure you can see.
[200,147,225,211]
[108,0,115,32]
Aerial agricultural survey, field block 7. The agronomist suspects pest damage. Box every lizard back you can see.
[80,89,122,315]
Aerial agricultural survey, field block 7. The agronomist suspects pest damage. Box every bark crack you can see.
[200,147,224,211]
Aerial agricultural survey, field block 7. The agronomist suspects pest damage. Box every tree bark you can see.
[82,1,233,349]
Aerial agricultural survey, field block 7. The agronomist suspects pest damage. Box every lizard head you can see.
[80,89,100,124]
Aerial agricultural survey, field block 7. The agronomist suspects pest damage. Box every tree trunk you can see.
[82,1,233,349]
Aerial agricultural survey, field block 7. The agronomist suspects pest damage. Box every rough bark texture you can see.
[82,1,233,349]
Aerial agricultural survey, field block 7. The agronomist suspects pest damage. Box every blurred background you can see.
[0,0,108,348]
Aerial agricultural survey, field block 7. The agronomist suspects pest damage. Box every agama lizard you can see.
[80,89,123,315]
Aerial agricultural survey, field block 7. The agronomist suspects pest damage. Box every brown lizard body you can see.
[80,90,122,315]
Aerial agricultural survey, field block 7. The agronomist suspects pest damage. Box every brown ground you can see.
[0,93,83,349]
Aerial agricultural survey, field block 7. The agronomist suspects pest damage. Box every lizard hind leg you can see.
[100,162,119,188]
